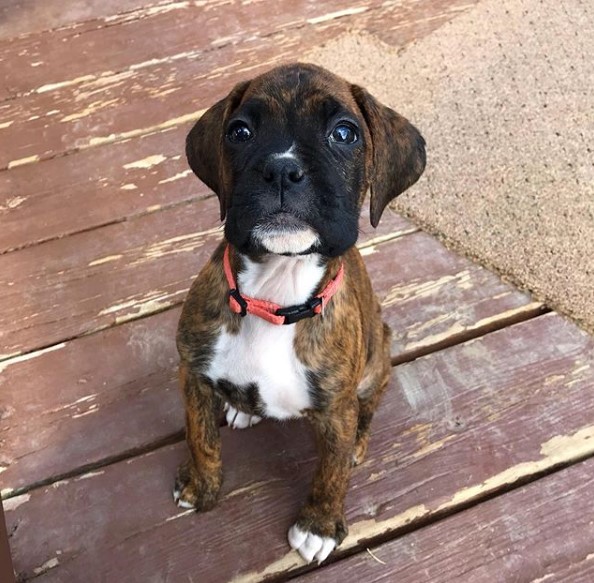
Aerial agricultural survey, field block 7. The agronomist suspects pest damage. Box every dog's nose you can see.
[262,157,305,188]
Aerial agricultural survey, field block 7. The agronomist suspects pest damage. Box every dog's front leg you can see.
[289,394,359,563]
[174,362,223,511]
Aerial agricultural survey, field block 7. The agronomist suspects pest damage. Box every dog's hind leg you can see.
[353,322,392,466]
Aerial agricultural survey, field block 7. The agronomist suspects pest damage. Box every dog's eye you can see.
[330,123,358,145]
[227,121,254,144]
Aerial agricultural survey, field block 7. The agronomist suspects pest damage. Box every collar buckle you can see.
[276,297,323,325]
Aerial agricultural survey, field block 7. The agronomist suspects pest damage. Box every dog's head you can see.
[186,63,425,257]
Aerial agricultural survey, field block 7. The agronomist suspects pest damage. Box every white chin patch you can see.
[253,227,319,255]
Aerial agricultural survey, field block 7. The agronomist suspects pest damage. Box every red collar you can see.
[223,245,344,325]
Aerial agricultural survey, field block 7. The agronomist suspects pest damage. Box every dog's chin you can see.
[251,223,320,256]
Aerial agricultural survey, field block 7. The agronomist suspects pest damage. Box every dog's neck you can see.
[236,251,326,307]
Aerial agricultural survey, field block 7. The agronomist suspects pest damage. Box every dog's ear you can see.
[352,85,426,228]
[186,81,250,221]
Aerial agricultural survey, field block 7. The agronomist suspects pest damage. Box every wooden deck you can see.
[1,1,594,581]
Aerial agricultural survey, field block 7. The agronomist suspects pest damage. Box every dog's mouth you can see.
[251,213,320,255]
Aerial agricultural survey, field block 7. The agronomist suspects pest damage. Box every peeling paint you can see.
[104,1,190,23]
[359,246,377,256]
[158,169,192,184]
[33,557,60,576]
[0,120,14,129]
[75,470,105,481]
[47,394,97,414]
[165,508,194,523]
[7,154,40,169]
[382,270,474,307]
[120,183,138,190]
[61,99,120,123]
[123,154,167,169]
[97,287,191,324]
[6,196,26,209]
[35,74,96,93]
[308,6,368,25]
[437,425,594,513]
[229,550,302,583]
[129,227,222,266]
[88,254,123,267]
[3,493,30,511]
[400,301,543,353]
[85,110,205,150]
[72,404,99,418]
[0,343,66,374]
[357,227,417,250]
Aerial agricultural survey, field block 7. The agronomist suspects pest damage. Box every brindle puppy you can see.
[175,63,425,563]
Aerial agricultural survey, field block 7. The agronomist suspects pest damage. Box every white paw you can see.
[172,488,194,509]
[224,403,262,429]
[288,524,336,564]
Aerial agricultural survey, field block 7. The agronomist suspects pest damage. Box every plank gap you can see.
[2,430,184,502]
[0,194,214,256]
[391,303,550,366]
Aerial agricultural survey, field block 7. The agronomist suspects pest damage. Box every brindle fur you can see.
[175,63,424,549]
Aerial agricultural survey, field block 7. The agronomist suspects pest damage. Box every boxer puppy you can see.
[175,63,425,564]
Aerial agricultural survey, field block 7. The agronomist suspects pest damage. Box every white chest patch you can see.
[206,253,325,420]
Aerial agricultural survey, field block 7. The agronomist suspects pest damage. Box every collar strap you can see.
[223,245,344,325]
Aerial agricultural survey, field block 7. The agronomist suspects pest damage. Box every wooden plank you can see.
[0,0,473,170]
[5,313,594,581]
[0,127,207,253]
[0,222,535,494]
[0,0,159,42]
[0,202,411,359]
[300,457,594,583]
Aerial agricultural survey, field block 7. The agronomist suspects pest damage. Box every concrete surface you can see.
[308,0,594,333]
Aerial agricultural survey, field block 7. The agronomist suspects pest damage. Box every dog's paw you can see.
[224,403,262,429]
[288,510,347,564]
[288,524,337,564]
[173,460,220,511]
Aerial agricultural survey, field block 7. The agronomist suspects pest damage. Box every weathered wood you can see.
[0,0,381,98]
[0,198,221,360]
[0,308,182,498]
[0,222,535,494]
[5,313,594,581]
[0,203,411,359]
[0,0,474,169]
[0,0,473,99]
[0,0,157,42]
[300,457,594,583]
[0,127,206,253]
[363,231,542,359]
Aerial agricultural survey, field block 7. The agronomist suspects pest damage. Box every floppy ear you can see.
[185,81,249,221]
[352,85,426,227]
